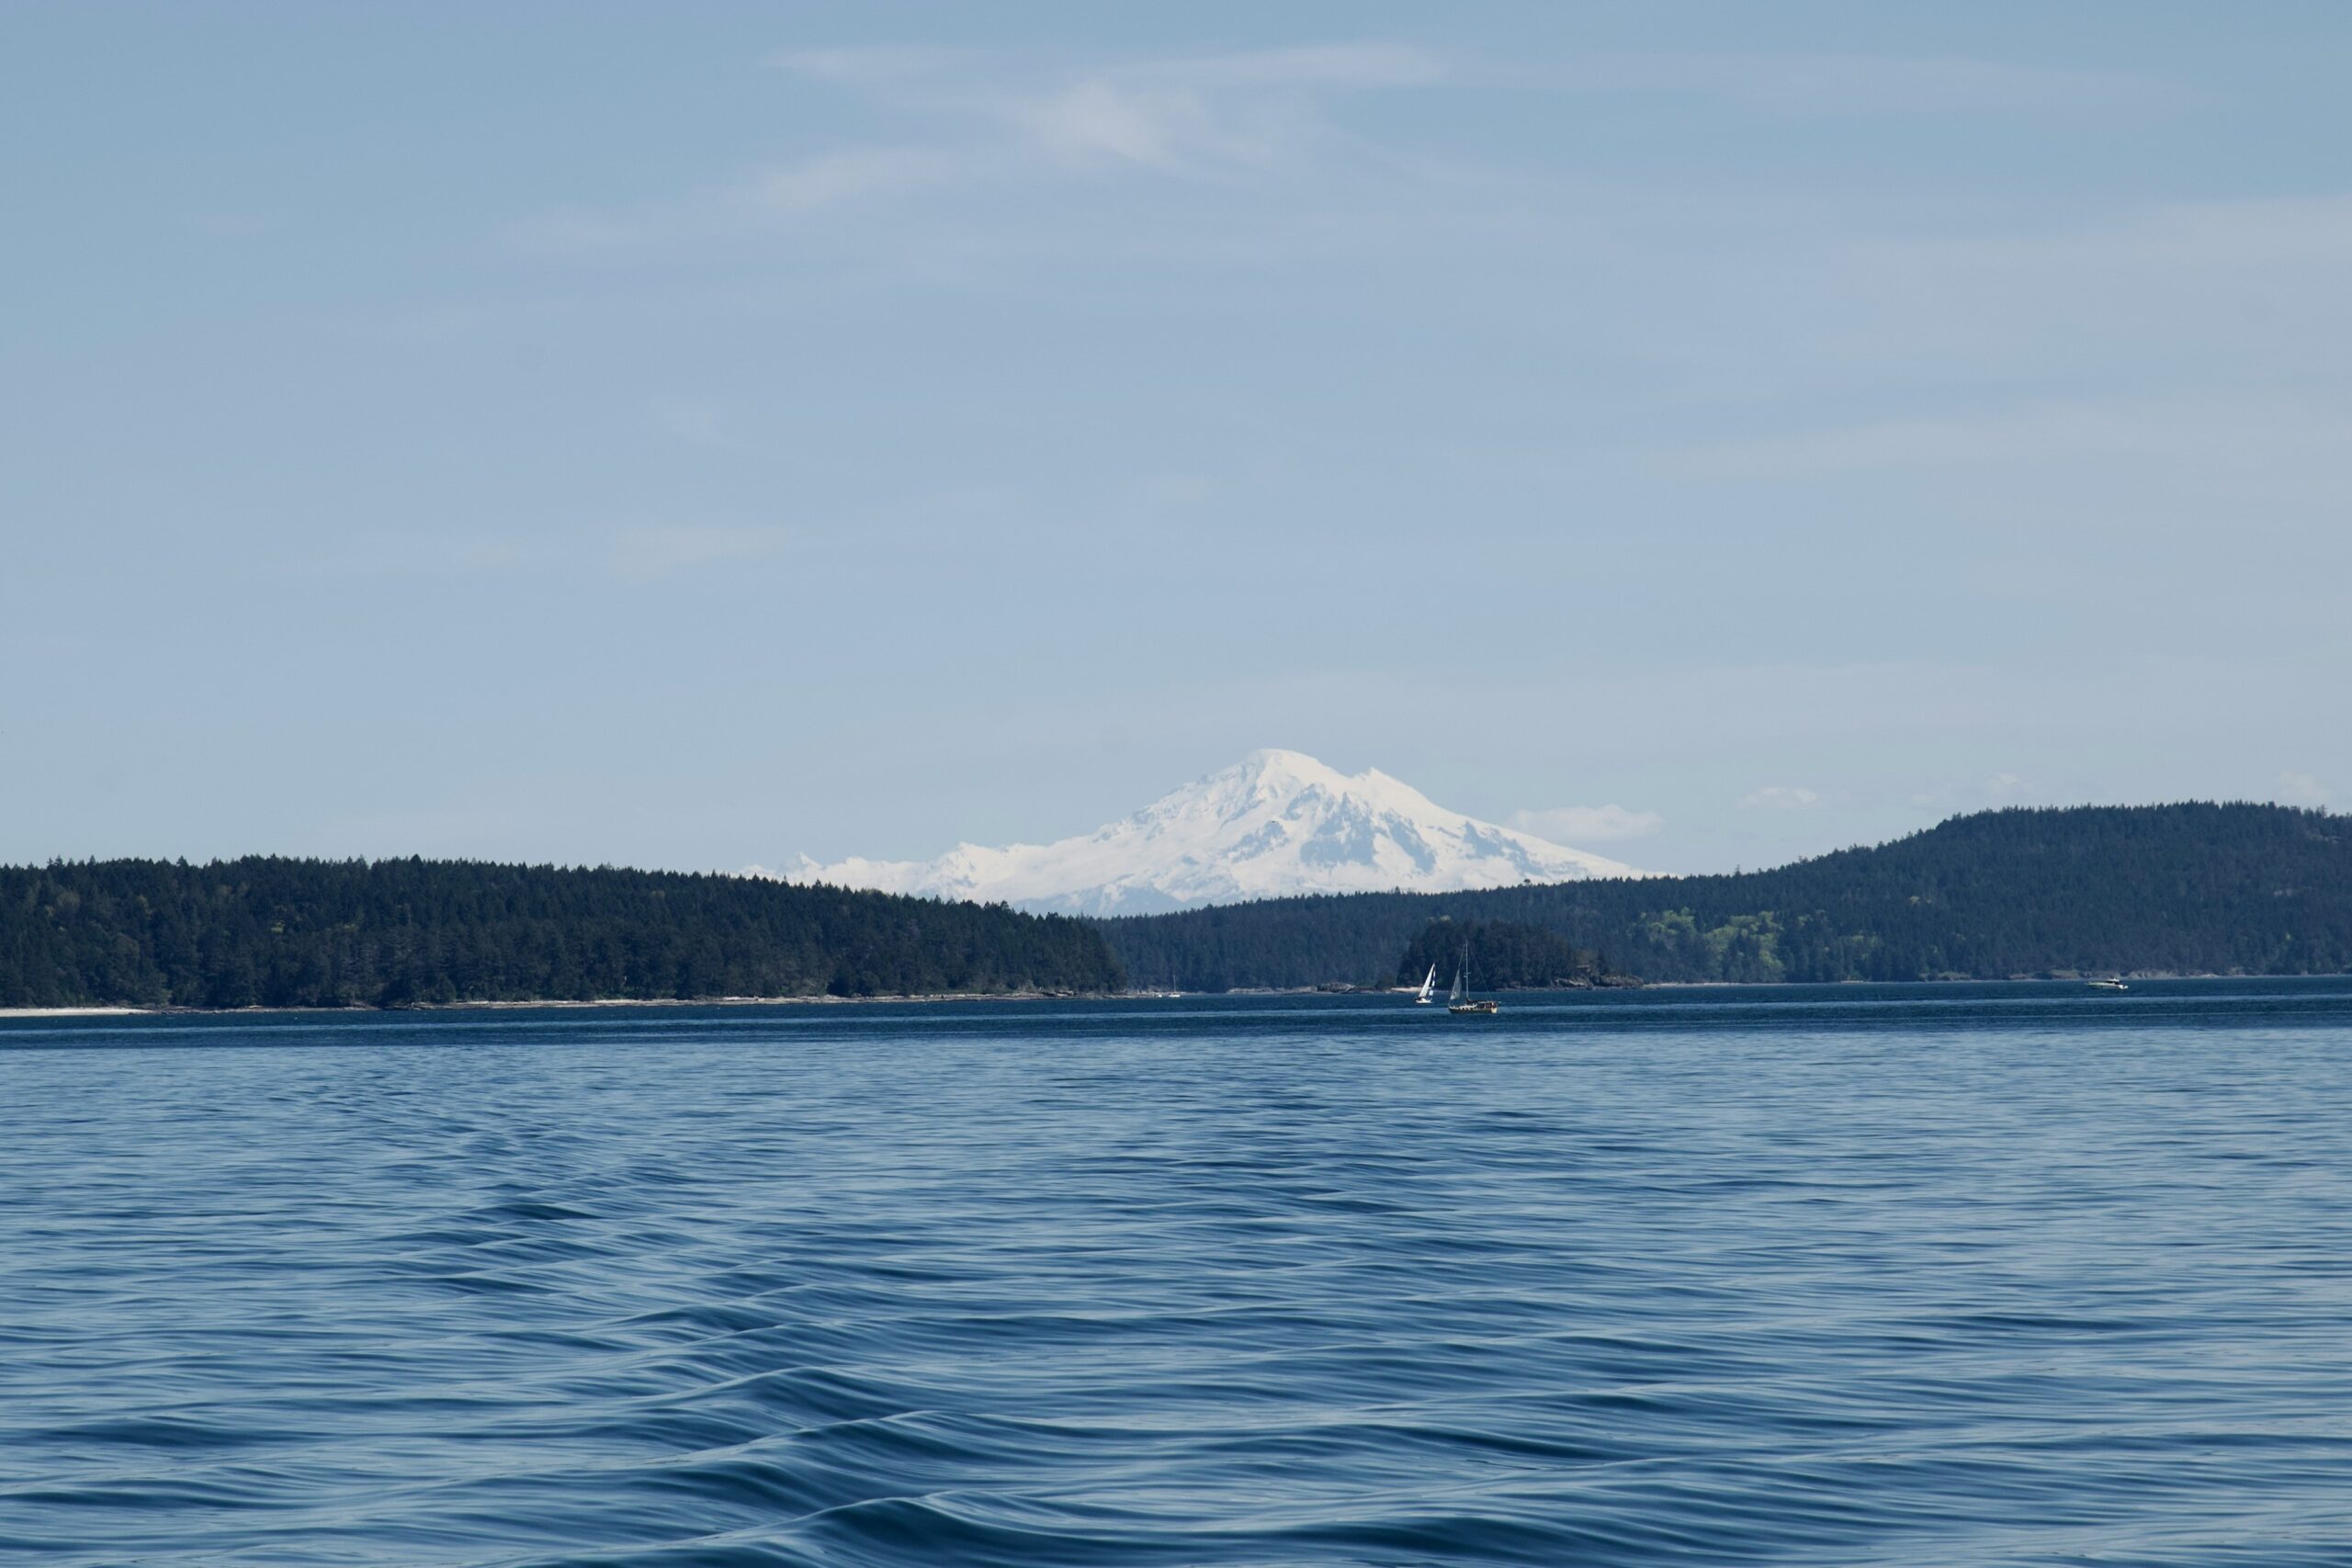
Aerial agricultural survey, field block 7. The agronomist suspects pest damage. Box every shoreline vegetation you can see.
[6,804,2345,1011]
[0,859,1125,1011]
[7,971,2348,1022]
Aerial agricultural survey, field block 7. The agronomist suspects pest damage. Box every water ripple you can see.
[6,978,2352,1565]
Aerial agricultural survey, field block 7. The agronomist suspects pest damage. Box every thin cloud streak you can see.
[751,146,955,213]
[1557,51,2170,114]
[1511,805,1665,844]
[611,525,787,581]
[1738,786,1823,812]
[518,41,1451,253]
[1675,395,2352,482]
[2277,771,2330,809]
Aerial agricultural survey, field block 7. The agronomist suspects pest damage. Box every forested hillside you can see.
[1396,920,1612,990]
[1099,804,2352,990]
[0,858,1124,1009]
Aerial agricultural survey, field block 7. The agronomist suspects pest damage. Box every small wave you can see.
[8,987,2352,1564]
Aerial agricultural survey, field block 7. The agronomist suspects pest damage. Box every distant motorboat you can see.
[1447,942,1499,1015]
[1415,964,1437,1005]
[2086,976,2129,992]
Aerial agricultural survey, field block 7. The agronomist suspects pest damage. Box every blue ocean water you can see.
[6,980,2352,1566]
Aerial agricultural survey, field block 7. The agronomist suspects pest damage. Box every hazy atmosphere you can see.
[6,2,2346,875]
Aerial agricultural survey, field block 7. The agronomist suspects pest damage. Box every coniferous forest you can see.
[1395,920,1615,991]
[0,858,1125,1010]
[8,805,2346,1010]
[1099,804,2352,991]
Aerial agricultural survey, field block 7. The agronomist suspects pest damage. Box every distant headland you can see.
[1099,802,2349,992]
[0,860,1124,1012]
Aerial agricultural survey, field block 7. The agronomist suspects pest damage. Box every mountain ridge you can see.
[762,750,1641,916]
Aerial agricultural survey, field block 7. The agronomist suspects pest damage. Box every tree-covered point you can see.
[1398,919,1607,990]
[1099,803,2352,990]
[0,857,1125,1010]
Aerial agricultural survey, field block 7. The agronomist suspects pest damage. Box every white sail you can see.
[1416,965,1436,1003]
[1446,939,1498,1014]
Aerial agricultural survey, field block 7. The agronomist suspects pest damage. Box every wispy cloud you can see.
[511,144,952,254]
[750,146,953,212]
[1138,44,1446,89]
[768,45,962,87]
[518,41,1449,254]
[1675,393,2352,495]
[611,525,786,581]
[2277,770,2330,809]
[1737,785,1823,811]
[1007,79,1271,170]
[772,41,1444,93]
[1572,52,2166,116]
[916,42,1447,173]
[1510,804,1663,843]
[1909,773,2036,813]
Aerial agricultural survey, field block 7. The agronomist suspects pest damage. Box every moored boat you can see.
[1446,942,1499,1015]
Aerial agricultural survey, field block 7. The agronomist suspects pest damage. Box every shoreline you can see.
[0,1006,152,1018]
[0,991,1106,1021]
[7,971,2344,1021]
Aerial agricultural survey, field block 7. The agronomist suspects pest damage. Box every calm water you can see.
[6,981,2352,1566]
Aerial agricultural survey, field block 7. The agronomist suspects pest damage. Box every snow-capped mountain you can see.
[760,750,1642,917]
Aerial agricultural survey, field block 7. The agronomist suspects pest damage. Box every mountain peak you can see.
[1229,746,1329,776]
[1215,748,1346,796]
[1213,750,1427,806]
[766,752,1643,916]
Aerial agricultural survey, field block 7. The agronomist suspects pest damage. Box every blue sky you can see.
[4,3,2346,876]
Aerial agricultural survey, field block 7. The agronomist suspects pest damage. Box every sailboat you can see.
[1415,964,1437,1005]
[1447,942,1498,1015]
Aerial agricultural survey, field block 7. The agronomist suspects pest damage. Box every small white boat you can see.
[1415,964,1437,1005]
[2087,976,2129,992]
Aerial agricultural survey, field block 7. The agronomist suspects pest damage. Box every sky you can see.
[3,2,2346,877]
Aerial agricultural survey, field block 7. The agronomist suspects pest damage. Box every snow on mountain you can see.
[757,750,1643,917]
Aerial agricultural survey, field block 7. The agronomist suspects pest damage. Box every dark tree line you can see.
[1098,804,2352,990]
[0,858,1125,1009]
[1396,919,1611,991]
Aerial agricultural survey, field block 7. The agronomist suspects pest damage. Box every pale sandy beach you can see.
[0,996,1082,1020]
[0,1007,151,1018]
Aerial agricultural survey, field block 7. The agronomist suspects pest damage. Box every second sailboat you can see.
[1447,941,1498,1015]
